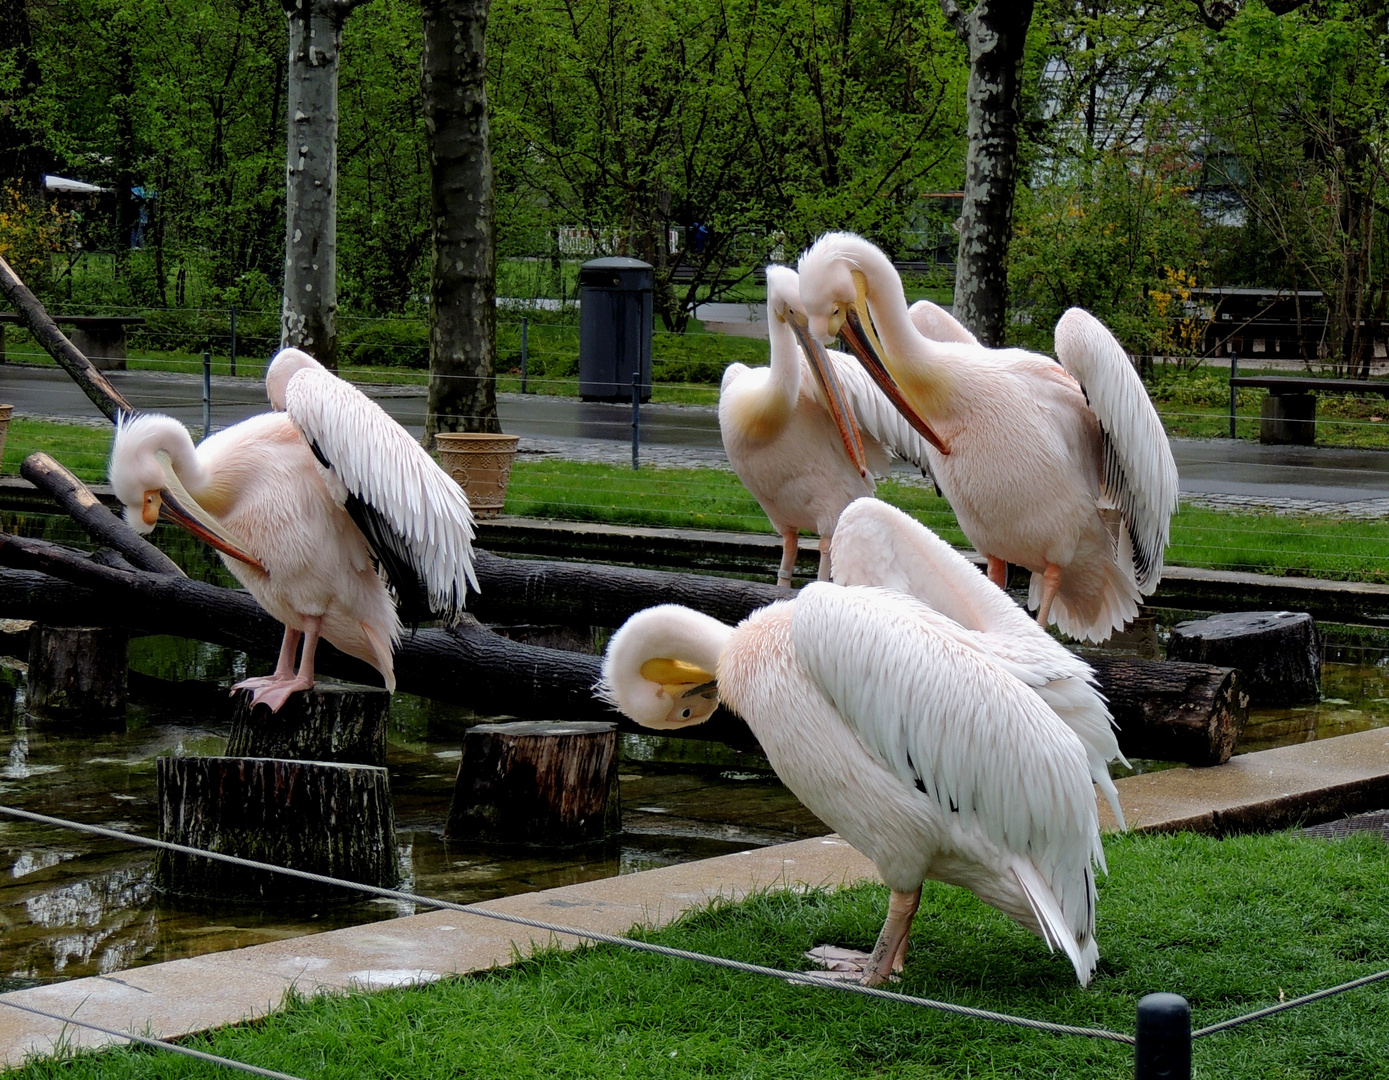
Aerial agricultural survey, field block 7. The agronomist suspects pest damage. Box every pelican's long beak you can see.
[788,312,870,478]
[840,304,952,456]
[154,452,267,572]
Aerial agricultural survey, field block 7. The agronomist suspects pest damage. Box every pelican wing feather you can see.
[830,498,1127,827]
[1054,309,1178,592]
[284,365,478,622]
[792,583,1105,881]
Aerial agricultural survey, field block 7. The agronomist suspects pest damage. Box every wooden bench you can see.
[0,313,145,371]
[1229,374,1389,445]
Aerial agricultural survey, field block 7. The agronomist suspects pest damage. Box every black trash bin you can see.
[578,257,653,402]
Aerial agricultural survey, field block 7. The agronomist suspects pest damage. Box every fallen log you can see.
[0,535,1251,767]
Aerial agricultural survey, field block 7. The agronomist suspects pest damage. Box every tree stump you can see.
[156,756,399,903]
[25,624,128,723]
[227,683,390,767]
[1168,611,1321,705]
[1086,655,1248,767]
[446,721,620,847]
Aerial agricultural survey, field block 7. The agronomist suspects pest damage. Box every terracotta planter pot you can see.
[0,404,12,468]
[435,432,520,520]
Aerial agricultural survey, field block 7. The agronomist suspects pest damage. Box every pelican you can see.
[719,265,940,586]
[599,583,1104,986]
[109,348,478,711]
[796,232,1179,643]
[830,497,1127,828]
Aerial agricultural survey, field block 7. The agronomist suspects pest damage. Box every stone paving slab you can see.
[6,728,1389,1068]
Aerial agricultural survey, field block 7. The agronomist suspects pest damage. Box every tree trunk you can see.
[281,0,367,371]
[421,0,500,447]
[942,0,1035,347]
[26,624,129,723]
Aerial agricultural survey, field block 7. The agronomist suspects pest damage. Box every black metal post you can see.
[1229,350,1239,439]
[520,316,529,394]
[229,305,237,377]
[202,349,212,440]
[631,370,640,471]
[1135,993,1191,1080]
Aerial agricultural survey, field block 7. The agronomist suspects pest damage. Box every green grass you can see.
[6,423,1389,584]
[15,830,1389,1079]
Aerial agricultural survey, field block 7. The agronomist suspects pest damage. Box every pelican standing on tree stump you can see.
[599,584,1105,986]
[719,265,938,586]
[109,348,478,711]
[796,232,1178,643]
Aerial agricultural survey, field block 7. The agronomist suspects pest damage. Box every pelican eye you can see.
[680,708,692,719]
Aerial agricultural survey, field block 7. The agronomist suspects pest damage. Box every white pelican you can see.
[600,583,1104,986]
[109,348,478,711]
[796,232,1179,643]
[830,497,1128,828]
[719,265,940,586]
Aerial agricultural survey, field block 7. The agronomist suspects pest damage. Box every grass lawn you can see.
[14,830,1389,1079]
[7,420,1389,584]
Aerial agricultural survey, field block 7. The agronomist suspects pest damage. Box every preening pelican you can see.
[109,348,477,711]
[796,232,1179,643]
[830,497,1127,828]
[600,583,1104,986]
[719,265,938,586]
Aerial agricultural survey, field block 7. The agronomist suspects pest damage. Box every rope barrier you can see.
[0,805,1134,1045]
[0,997,308,1080]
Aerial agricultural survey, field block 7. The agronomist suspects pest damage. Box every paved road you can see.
[4,364,1389,504]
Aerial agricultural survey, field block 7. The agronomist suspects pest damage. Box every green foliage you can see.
[1009,148,1205,355]
[15,831,1389,1079]
[489,0,967,330]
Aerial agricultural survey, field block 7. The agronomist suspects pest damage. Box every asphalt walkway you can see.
[5,364,1389,509]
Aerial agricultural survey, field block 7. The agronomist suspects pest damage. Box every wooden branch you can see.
[937,0,969,39]
[20,452,184,576]
[0,255,134,421]
[469,550,788,628]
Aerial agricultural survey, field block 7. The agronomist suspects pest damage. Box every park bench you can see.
[0,313,145,371]
[1228,374,1389,445]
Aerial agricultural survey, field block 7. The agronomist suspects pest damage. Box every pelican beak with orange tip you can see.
[786,309,872,478]
[151,451,267,572]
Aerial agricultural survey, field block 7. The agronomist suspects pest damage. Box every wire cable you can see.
[0,997,308,1080]
[0,805,1133,1045]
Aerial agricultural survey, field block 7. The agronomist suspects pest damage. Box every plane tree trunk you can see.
[941,0,1035,347]
[281,0,370,371]
[421,0,500,446]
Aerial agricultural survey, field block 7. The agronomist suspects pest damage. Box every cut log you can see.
[446,721,620,847]
[1087,654,1248,767]
[156,756,399,902]
[227,683,390,767]
[25,624,128,723]
[1167,610,1321,705]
